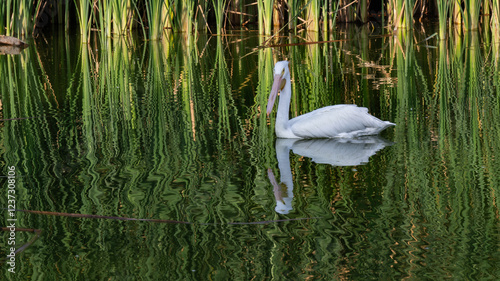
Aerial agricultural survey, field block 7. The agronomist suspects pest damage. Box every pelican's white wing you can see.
[289,104,394,138]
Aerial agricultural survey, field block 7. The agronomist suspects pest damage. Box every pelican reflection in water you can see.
[266,61,394,138]
[269,137,393,214]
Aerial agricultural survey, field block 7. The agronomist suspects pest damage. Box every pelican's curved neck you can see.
[275,74,295,138]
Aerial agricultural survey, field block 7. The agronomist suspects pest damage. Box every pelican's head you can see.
[266,61,290,116]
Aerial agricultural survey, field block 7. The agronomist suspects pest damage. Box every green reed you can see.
[436,0,450,39]
[63,0,71,31]
[463,0,481,30]
[493,0,500,35]
[1,0,33,36]
[326,0,338,32]
[6,0,13,36]
[306,0,320,31]
[451,0,462,25]
[196,0,209,32]
[20,0,33,35]
[387,0,414,30]
[96,0,133,37]
[75,0,92,42]
[322,0,328,34]
[288,0,299,31]
[144,0,170,39]
[0,1,4,34]
[113,0,133,35]
[359,0,368,23]
[212,0,227,35]
[175,0,197,34]
[96,0,113,38]
[305,32,328,111]
[257,0,273,35]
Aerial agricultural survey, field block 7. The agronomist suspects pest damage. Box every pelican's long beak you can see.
[266,74,283,116]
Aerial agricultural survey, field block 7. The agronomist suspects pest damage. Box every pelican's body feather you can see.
[287,104,394,138]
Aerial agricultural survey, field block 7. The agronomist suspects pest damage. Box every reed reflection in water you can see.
[0,28,499,280]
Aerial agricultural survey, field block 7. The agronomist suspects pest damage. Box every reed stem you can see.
[437,0,450,40]
[212,0,227,35]
[75,0,92,43]
[258,0,274,35]
[306,0,320,31]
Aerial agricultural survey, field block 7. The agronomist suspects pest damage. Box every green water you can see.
[1,27,499,280]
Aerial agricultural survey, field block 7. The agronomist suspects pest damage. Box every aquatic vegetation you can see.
[144,0,170,39]
[257,0,273,35]
[305,0,321,31]
[436,0,450,39]
[462,0,481,30]
[75,0,91,42]
[0,0,35,36]
[211,0,227,35]
[0,0,499,40]
[387,0,414,30]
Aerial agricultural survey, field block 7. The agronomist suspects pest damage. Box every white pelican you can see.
[266,61,395,138]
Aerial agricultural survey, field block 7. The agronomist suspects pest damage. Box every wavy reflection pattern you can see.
[0,29,499,279]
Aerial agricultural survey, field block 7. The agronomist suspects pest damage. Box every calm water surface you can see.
[1,27,499,280]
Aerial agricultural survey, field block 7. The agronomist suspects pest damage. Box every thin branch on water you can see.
[265,38,351,48]
[11,209,321,225]
[14,209,191,224]
[417,32,438,44]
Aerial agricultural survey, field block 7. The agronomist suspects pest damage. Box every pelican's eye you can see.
[280,78,286,91]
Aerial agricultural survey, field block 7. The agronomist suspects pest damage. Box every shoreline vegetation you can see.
[0,0,498,42]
